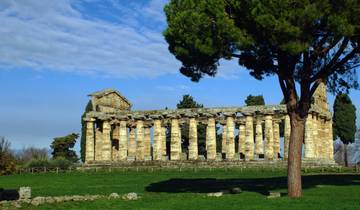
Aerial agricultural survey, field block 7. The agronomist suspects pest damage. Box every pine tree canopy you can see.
[164,0,359,109]
[245,94,265,106]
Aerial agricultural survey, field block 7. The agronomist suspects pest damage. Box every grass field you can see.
[1,168,360,209]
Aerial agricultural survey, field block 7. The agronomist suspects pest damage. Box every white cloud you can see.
[0,0,180,78]
[155,85,190,91]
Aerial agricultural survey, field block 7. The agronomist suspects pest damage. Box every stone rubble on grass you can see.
[18,187,31,200]
[122,192,139,200]
[267,191,281,198]
[206,192,223,197]
[0,187,141,209]
[31,196,46,206]
[109,193,120,199]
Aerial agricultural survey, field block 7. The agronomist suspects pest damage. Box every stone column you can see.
[144,126,151,160]
[265,115,274,160]
[273,120,280,159]
[153,119,162,160]
[221,125,227,154]
[226,115,235,160]
[85,120,95,163]
[170,118,181,160]
[304,115,315,158]
[238,124,246,156]
[317,119,325,159]
[245,115,254,160]
[102,121,112,161]
[284,115,291,160]
[327,119,334,161]
[95,127,103,161]
[136,120,144,161]
[128,128,136,159]
[188,118,198,160]
[312,115,319,158]
[206,117,216,160]
[255,120,264,157]
[161,126,167,157]
[118,121,128,161]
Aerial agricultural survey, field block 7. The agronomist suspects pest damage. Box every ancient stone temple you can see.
[83,85,334,165]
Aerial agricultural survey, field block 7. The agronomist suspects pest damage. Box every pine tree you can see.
[245,95,265,106]
[164,0,360,197]
[333,93,357,166]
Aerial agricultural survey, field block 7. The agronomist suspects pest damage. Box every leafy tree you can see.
[333,93,357,166]
[51,133,79,162]
[0,137,16,175]
[245,95,265,106]
[80,100,93,162]
[164,0,360,197]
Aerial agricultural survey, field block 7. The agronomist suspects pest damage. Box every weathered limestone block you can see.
[221,125,227,154]
[226,116,235,160]
[206,118,217,160]
[118,121,128,160]
[144,127,151,159]
[312,115,319,158]
[188,118,198,160]
[327,119,334,161]
[273,120,280,159]
[265,115,274,160]
[95,128,103,161]
[128,128,136,158]
[255,120,264,156]
[245,116,254,160]
[170,118,181,160]
[238,124,246,155]
[284,115,291,160]
[85,120,95,163]
[153,119,162,160]
[317,119,324,159]
[19,187,31,200]
[136,120,145,161]
[102,121,112,161]
[304,115,315,158]
[161,126,167,157]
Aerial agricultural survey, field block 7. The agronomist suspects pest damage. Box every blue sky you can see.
[0,0,359,151]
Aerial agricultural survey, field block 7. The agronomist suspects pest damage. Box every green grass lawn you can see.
[1,168,360,209]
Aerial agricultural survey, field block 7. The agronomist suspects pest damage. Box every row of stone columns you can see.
[85,113,333,163]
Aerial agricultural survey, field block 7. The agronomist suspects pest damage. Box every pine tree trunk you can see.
[344,144,348,167]
[287,112,306,198]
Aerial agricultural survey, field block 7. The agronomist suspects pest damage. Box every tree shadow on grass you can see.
[145,175,360,196]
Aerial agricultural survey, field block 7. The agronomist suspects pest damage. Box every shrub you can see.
[25,157,73,170]
[0,137,17,175]
[26,159,50,168]
[50,157,73,170]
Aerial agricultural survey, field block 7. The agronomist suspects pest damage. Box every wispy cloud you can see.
[0,0,179,78]
[155,85,190,92]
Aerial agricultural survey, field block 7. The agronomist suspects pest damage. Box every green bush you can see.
[50,157,73,170]
[26,157,73,170]
[26,159,50,168]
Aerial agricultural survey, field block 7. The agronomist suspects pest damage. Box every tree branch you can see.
[310,38,350,82]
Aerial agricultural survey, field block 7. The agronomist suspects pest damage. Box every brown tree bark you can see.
[287,112,306,198]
